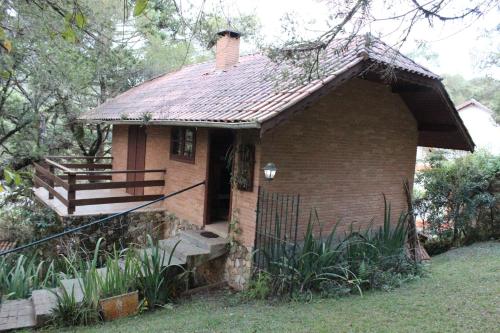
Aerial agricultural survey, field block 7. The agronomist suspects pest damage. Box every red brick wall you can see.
[257,78,418,240]
[215,34,240,70]
[111,125,208,227]
[111,78,418,246]
[230,130,262,246]
[111,125,128,182]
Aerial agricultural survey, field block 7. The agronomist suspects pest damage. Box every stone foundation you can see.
[224,243,253,290]
[58,210,167,254]
[46,203,255,290]
[161,213,201,238]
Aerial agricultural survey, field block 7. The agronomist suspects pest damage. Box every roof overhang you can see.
[259,60,475,152]
[80,59,474,152]
[80,119,261,129]
[387,69,475,152]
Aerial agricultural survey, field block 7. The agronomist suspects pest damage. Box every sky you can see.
[200,0,499,79]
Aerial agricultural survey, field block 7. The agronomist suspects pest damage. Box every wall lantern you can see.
[263,162,277,181]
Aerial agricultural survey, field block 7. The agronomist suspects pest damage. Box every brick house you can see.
[35,31,473,288]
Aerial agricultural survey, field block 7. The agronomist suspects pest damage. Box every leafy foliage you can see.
[100,248,139,298]
[443,74,500,124]
[138,235,186,309]
[415,150,500,246]
[255,199,420,300]
[0,255,58,300]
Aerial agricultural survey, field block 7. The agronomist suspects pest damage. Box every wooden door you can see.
[126,125,147,195]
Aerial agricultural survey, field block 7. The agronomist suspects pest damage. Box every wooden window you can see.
[170,127,196,162]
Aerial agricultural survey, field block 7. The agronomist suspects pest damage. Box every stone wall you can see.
[56,210,203,255]
[161,213,201,239]
[58,210,166,254]
[224,243,253,290]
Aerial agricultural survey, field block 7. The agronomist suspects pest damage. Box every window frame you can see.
[170,127,196,163]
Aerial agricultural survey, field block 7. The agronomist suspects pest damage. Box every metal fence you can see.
[253,187,300,272]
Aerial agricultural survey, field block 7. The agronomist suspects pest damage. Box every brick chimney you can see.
[215,30,241,70]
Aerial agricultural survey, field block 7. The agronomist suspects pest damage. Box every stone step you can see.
[60,278,84,303]
[135,247,186,267]
[0,299,36,332]
[31,288,59,326]
[179,230,228,259]
[59,267,108,304]
[158,237,210,264]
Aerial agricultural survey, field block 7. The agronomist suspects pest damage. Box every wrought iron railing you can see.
[254,187,300,272]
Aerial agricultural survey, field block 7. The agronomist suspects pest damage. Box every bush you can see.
[423,238,453,256]
[137,235,187,309]
[256,198,421,299]
[242,271,271,300]
[0,254,58,300]
[415,150,500,247]
[51,286,99,327]
[100,248,139,298]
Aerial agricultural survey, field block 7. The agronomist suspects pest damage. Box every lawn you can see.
[46,242,500,333]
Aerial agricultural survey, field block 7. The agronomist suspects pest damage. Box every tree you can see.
[0,0,143,172]
[268,0,499,80]
[0,0,260,178]
[443,74,500,123]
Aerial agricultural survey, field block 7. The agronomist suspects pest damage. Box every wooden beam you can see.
[391,84,433,93]
[45,158,74,173]
[418,123,456,132]
[33,176,69,206]
[72,168,166,175]
[60,174,113,181]
[73,179,165,191]
[62,163,113,170]
[34,163,70,190]
[71,194,163,206]
[48,156,113,160]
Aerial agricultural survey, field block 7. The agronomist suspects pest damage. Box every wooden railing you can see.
[33,156,166,215]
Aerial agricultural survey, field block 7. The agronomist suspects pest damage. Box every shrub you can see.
[61,238,104,324]
[100,248,138,298]
[423,238,453,256]
[50,286,98,327]
[243,271,271,300]
[256,198,421,299]
[415,150,500,246]
[137,235,186,309]
[0,254,57,300]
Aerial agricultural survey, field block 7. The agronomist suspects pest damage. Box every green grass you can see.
[44,242,500,333]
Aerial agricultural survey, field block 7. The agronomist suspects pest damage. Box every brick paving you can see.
[0,299,36,331]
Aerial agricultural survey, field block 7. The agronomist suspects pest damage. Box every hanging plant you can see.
[226,143,255,191]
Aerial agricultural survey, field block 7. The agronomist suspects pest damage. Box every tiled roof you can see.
[80,34,439,126]
[0,240,16,252]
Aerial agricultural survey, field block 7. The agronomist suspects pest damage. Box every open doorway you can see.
[206,129,234,231]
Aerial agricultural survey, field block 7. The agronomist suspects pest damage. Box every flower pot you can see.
[99,290,138,321]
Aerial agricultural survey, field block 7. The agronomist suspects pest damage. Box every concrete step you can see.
[158,237,210,264]
[31,288,59,326]
[59,267,108,304]
[60,278,84,303]
[0,299,36,332]
[180,230,228,259]
[135,247,186,267]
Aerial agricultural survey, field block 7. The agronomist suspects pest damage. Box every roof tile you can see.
[80,35,438,125]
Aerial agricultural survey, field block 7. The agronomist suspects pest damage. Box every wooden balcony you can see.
[33,156,166,216]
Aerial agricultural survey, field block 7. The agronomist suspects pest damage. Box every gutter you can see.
[79,119,261,129]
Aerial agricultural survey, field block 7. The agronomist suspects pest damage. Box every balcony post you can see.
[48,164,54,199]
[67,172,76,215]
